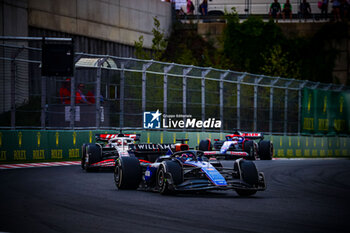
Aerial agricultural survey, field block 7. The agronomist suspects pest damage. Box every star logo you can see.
[143,110,161,129]
[151,110,161,122]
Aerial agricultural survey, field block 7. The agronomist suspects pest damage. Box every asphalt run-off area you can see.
[0,159,349,233]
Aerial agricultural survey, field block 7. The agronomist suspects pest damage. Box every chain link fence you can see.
[1,42,349,133]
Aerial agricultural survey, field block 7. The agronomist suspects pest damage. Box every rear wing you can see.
[130,143,189,163]
[241,133,264,140]
[95,133,140,142]
[131,143,175,152]
[130,143,189,153]
[225,132,264,140]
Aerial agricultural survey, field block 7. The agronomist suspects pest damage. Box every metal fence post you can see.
[202,69,211,123]
[164,68,168,116]
[269,78,279,133]
[254,76,263,132]
[70,75,75,129]
[183,67,192,117]
[68,53,81,130]
[254,83,258,132]
[164,64,173,116]
[142,62,152,113]
[96,57,108,129]
[10,47,24,129]
[298,88,302,135]
[237,84,241,130]
[284,80,293,134]
[10,59,16,129]
[41,76,46,129]
[237,73,246,130]
[284,88,288,135]
[298,81,307,135]
[120,63,125,128]
[269,87,274,133]
[96,66,101,129]
[220,71,229,132]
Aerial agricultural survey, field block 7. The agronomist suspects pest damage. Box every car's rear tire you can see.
[81,144,87,169]
[85,144,101,172]
[157,160,183,195]
[199,139,212,151]
[259,140,273,160]
[243,140,256,160]
[114,157,141,190]
[234,160,259,196]
[81,143,93,170]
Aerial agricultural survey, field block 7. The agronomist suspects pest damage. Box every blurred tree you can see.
[134,36,151,60]
[134,17,167,60]
[260,44,300,79]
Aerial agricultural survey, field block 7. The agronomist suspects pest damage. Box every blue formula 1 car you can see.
[114,150,266,196]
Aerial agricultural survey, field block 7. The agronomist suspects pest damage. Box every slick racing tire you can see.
[234,160,259,196]
[81,143,94,170]
[114,157,141,190]
[85,144,101,172]
[243,140,256,160]
[81,144,87,169]
[258,140,273,160]
[157,160,183,195]
[199,139,213,151]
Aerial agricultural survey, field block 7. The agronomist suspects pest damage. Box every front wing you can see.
[170,173,266,192]
[163,165,266,192]
[89,158,115,168]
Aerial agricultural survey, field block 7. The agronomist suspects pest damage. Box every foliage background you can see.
[139,13,348,85]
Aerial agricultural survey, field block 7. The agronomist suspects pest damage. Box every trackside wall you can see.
[0,130,349,163]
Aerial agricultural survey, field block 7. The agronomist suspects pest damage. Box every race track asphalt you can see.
[0,159,350,233]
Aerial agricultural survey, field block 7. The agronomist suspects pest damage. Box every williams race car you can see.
[114,150,266,196]
[198,131,273,160]
[81,133,189,171]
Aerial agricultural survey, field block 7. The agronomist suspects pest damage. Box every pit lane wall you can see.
[0,130,349,163]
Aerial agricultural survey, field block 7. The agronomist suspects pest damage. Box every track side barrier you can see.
[0,130,349,163]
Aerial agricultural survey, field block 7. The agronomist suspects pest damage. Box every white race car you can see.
[199,130,273,160]
[81,133,189,171]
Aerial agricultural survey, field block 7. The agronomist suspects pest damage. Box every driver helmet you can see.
[113,139,121,146]
[177,153,194,162]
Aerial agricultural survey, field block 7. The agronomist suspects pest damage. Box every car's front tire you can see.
[234,160,259,196]
[157,160,183,195]
[114,157,141,190]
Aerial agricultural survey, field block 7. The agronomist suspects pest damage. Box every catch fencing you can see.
[0,42,349,134]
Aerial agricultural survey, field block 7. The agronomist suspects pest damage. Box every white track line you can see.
[0,161,80,169]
